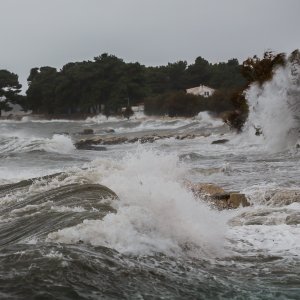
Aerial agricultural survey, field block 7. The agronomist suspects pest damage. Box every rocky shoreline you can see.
[75,132,207,149]
[74,123,228,149]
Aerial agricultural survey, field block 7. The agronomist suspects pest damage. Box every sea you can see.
[0,63,299,299]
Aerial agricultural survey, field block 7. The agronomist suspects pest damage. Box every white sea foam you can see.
[115,118,192,133]
[20,116,82,123]
[51,205,86,213]
[86,112,148,124]
[85,114,121,124]
[113,113,224,134]
[47,147,232,256]
[194,111,224,127]
[227,224,300,257]
[42,134,75,153]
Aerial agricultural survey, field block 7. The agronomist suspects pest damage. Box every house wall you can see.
[186,85,215,97]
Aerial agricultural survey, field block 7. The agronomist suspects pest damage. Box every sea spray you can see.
[244,54,300,152]
[0,134,75,155]
[195,111,224,127]
[48,147,232,256]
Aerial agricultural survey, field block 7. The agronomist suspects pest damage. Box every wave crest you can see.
[0,134,75,155]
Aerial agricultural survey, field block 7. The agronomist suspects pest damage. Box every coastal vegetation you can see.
[1,50,298,131]
[1,54,245,117]
[225,50,295,131]
[0,70,22,116]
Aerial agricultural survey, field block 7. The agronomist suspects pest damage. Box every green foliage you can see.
[25,54,148,115]
[241,51,286,86]
[202,89,235,113]
[224,51,287,132]
[0,70,22,116]
[145,89,235,118]
[165,91,200,117]
[22,53,246,116]
[123,106,134,119]
[145,91,201,117]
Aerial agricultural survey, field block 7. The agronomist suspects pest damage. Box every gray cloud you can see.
[0,0,299,90]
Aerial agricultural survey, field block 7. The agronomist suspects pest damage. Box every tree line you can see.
[0,53,245,117]
[1,50,298,131]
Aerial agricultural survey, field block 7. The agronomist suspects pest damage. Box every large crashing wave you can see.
[244,51,300,152]
[48,148,232,257]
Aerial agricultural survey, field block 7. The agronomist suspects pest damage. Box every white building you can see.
[186,84,215,97]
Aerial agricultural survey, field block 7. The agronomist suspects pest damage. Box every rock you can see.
[139,136,157,143]
[211,139,229,144]
[191,183,226,196]
[75,138,100,149]
[76,145,107,151]
[201,132,211,138]
[188,183,229,209]
[104,128,115,133]
[186,182,250,210]
[228,193,250,208]
[82,128,94,135]
[75,131,215,148]
[104,137,128,145]
[286,213,300,225]
[127,137,139,143]
[269,190,300,206]
[175,134,196,140]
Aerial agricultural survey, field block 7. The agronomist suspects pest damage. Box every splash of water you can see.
[48,147,232,256]
[195,111,224,127]
[244,54,300,152]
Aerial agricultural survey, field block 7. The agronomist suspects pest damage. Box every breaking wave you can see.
[244,54,300,152]
[48,148,231,256]
[195,111,224,127]
[0,134,75,155]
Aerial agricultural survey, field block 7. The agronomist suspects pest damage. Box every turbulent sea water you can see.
[0,67,300,299]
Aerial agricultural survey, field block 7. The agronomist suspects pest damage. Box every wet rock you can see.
[75,131,210,148]
[82,128,94,135]
[104,128,115,133]
[269,190,300,206]
[139,136,158,143]
[201,132,211,138]
[175,134,196,140]
[211,139,229,144]
[76,144,107,151]
[104,137,128,145]
[187,182,250,210]
[76,139,98,149]
[228,193,250,208]
[286,213,300,225]
[188,182,229,209]
[190,183,226,196]
[127,137,139,143]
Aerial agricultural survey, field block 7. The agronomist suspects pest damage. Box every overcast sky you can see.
[0,0,299,90]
